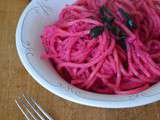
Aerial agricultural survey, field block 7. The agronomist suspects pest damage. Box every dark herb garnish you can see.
[99,5,113,16]
[119,34,127,50]
[126,19,137,30]
[101,16,114,24]
[89,6,137,51]
[99,5,105,16]
[119,8,137,30]
[120,34,126,40]
[106,25,121,36]
[107,24,127,50]
[119,8,130,19]
[90,26,104,38]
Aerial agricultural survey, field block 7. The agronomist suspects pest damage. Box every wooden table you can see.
[0,0,160,120]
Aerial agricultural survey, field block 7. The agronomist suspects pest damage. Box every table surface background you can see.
[0,0,160,120]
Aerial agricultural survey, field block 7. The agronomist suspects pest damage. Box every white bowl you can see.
[16,0,160,108]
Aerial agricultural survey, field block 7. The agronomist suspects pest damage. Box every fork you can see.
[15,95,54,120]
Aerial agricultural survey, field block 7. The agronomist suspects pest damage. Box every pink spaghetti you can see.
[41,0,160,95]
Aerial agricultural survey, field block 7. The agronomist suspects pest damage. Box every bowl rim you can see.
[16,0,160,108]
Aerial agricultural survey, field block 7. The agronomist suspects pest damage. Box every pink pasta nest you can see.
[41,0,160,95]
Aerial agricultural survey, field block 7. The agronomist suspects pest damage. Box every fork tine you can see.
[15,100,31,120]
[22,95,46,120]
[30,97,54,120]
[18,97,38,120]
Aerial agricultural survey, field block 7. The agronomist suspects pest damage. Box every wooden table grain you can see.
[0,0,160,120]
